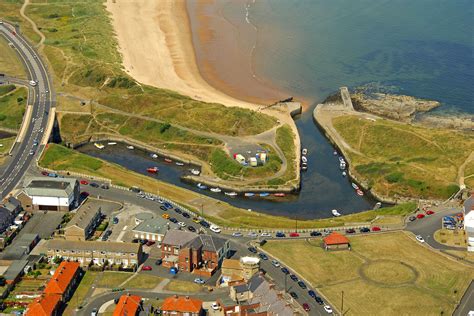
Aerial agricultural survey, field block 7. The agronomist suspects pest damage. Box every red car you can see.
[289,232,300,237]
[80,191,89,197]
[302,303,310,312]
[146,241,155,246]
[142,265,152,271]
[80,180,89,185]
[371,226,381,232]
[41,171,49,176]
[416,213,425,219]
[426,210,435,215]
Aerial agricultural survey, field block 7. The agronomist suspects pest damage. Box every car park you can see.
[345,228,356,234]
[310,231,322,237]
[359,227,370,233]
[188,226,196,232]
[194,278,205,284]
[271,260,280,267]
[298,281,306,289]
[248,247,257,253]
[308,290,316,298]
[290,274,298,282]
[232,232,243,237]
[142,265,152,271]
[289,292,298,299]
[324,305,333,313]
[275,232,286,238]
[303,303,311,312]
[416,235,425,243]
[371,226,381,232]
[289,232,300,237]
[258,253,268,260]
[281,267,290,274]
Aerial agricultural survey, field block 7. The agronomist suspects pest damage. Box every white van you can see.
[210,224,221,234]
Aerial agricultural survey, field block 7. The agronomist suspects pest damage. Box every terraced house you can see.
[63,201,102,241]
[46,240,143,268]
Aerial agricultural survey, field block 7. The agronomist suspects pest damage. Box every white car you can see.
[178,222,186,227]
[261,232,271,237]
[416,235,425,243]
[193,278,205,284]
[324,305,333,314]
[211,302,220,310]
[271,260,280,267]
[232,232,243,237]
[247,232,258,238]
[210,225,221,233]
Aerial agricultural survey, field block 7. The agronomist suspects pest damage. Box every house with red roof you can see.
[323,232,350,250]
[161,295,203,316]
[113,294,142,316]
[44,261,81,301]
[25,294,61,316]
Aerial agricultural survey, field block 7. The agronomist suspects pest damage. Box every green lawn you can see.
[164,280,202,293]
[95,271,131,288]
[0,136,16,155]
[65,271,98,314]
[263,232,474,315]
[333,115,472,199]
[0,26,27,79]
[0,86,27,130]
[124,274,162,289]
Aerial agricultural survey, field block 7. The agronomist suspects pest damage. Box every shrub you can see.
[385,172,404,183]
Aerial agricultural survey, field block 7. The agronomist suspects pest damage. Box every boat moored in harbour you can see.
[302,148,308,155]
[225,192,238,197]
[333,150,338,156]
[210,187,222,193]
[151,153,158,159]
[175,162,184,166]
[147,167,159,173]
[332,209,341,217]
[301,156,307,163]
[94,143,105,149]
[164,158,173,163]
[190,169,200,176]
[107,142,117,145]
[351,183,359,190]
[197,183,208,190]
[126,145,134,150]
[273,193,286,197]
[342,171,347,177]
[356,189,364,196]
[244,192,255,197]
[259,192,270,197]
[339,161,346,170]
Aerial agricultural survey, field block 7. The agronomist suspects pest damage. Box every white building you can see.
[17,177,80,211]
[132,216,177,242]
[463,195,474,252]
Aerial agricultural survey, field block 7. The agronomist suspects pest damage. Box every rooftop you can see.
[133,216,176,234]
[162,230,228,253]
[161,295,202,313]
[24,177,77,198]
[44,261,80,295]
[113,294,142,316]
[25,294,61,316]
[65,200,101,230]
[324,232,350,245]
[47,239,141,254]
[162,230,199,247]
[222,259,241,270]
[4,259,28,281]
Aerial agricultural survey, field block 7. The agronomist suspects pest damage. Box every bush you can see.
[160,123,171,134]
[385,172,404,183]
[17,97,23,103]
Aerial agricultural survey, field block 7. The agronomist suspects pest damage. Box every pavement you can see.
[0,21,54,199]
[454,280,474,316]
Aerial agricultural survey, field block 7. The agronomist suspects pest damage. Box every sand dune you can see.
[106,0,266,111]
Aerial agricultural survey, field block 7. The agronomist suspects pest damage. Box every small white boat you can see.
[107,142,117,145]
[244,192,255,197]
[301,156,307,163]
[197,183,208,190]
[210,187,222,193]
[175,162,184,166]
[225,192,238,197]
[332,209,341,217]
[151,153,158,159]
[374,202,382,209]
[342,171,347,177]
[94,143,104,149]
[351,183,359,190]
[338,156,345,163]
[356,189,364,196]
[333,150,338,156]
[301,163,308,171]
[259,192,270,197]
[190,169,200,176]
[126,145,134,150]
[339,162,346,170]
[302,148,308,155]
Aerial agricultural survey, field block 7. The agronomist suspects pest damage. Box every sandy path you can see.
[106,0,266,112]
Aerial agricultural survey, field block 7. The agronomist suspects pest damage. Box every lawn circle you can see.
[359,259,418,287]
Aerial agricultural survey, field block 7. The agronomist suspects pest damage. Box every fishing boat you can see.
[225,192,238,197]
[175,162,184,166]
[332,209,341,217]
[339,161,346,170]
[273,193,286,197]
[147,167,159,174]
[94,143,104,149]
[342,171,347,177]
[301,156,307,163]
[107,142,117,145]
[190,169,200,176]
[351,183,359,190]
[210,187,222,193]
[164,158,172,163]
[197,183,208,190]
[374,202,382,209]
[301,163,308,171]
[302,148,308,155]
[338,156,345,163]
[259,192,270,197]
[126,145,134,150]
[356,189,364,196]
[244,192,255,197]
[150,153,158,159]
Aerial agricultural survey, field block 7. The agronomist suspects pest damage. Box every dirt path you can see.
[20,0,46,47]
[457,151,474,188]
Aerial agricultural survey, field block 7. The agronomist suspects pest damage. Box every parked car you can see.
[345,228,356,234]
[91,308,98,316]
[308,290,316,298]
[408,216,417,222]
[261,232,271,237]
[210,225,221,233]
[163,202,173,209]
[174,208,182,214]
[182,212,190,218]
[271,260,280,267]
[155,259,162,265]
[315,296,324,305]
[169,217,178,224]
[289,292,298,299]
[232,232,243,237]
[112,217,119,224]
[303,303,311,312]
[187,226,196,232]
[248,247,258,253]
[178,222,186,227]
[247,232,258,238]
[426,210,435,215]
[289,232,300,237]
[194,278,205,284]
[298,281,306,289]
[259,268,267,275]
[146,240,155,246]
[359,227,370,233]
[80,180,89,185]
[371,226,381,232]
[142,265,152,271]
[416,213,425,219]
[324,305,333,314]
[41,171,49,176]
[211,302,220,310]
[258,253,268,260]
[310,231,322,237]
[290,274,298,282]
[416,235,425,243]
[200,220,210,228]
[281,267,290,274]
[162,213,170,219]
[100,184,109,189]
[90,182,99,188]
[80,191,89,197]
[192,217,200,223]
[48,173,58,178]
[160,206,167,211]
[273,232,285,238]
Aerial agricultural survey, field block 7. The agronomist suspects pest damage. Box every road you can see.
[0,21,54,199]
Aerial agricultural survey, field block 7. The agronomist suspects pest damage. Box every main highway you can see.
[0,21,54,199]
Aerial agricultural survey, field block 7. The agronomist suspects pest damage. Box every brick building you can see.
[113,294,142,316]
[63,201,102,241]
[161,295,203,316]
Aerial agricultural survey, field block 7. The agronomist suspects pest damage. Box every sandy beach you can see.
[106,0,274,112]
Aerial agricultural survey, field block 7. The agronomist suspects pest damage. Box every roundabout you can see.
[359,259,419,287]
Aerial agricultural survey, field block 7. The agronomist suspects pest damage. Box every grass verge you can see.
[164,280,202,293]
[0,86,27,130]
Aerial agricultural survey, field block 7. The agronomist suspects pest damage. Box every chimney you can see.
[185,296,190,300]
[174,294,178,299]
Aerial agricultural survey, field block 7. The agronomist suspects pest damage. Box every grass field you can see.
[95,271,130,288]
[65,271,98,314]
[164,280,202,293]
[434,229,467,247]
[0,85,27,130]
[263,231,474,315]
[123,274,162,290]
[0,24,26,79]
[332,115,473,199]
[0,136,16,155]
[465,160,474,189]
[40,144,416,229]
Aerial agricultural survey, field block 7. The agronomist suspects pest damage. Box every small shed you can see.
[323,232,350,250]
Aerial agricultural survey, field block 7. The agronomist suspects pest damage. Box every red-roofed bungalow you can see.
[162,295,203,316]
[323,232,350,250]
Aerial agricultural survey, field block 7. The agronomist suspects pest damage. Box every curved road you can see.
[0,21,54,199]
